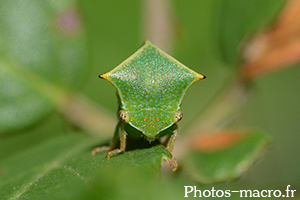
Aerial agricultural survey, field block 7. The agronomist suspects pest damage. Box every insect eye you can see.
[119,110,129,123]
[174,111,183,122]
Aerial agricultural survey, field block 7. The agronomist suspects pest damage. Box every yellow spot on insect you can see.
[99,73,109,80]
[195,73,206,81]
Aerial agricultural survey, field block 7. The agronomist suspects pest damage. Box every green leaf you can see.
[183,132,271,184]
[216,0,286,66]
[173,0,285,68]
[0,134,172,200]
[0,0,87,133]
[54,165,181,200]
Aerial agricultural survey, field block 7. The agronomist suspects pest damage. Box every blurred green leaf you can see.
[0,134,172,199]
[216,0,285,66]
[183,132,271,184]
[174,0,285,67]
[0,0,87,133]
[56,165,181,200]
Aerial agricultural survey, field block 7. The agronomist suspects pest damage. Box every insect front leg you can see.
[167,127,178,153]
[166,124,179,171]
[91,122,120,156]
[106,122,127,159]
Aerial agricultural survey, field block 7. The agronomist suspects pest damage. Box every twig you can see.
[143,0,174,52]
[1,57,116,137]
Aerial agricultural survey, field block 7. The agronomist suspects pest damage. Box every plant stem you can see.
[143,0,174,52]
[186,77,248,135]
[58,94,116,137]
[1,57,116,137]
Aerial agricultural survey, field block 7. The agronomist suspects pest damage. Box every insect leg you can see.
[166,124,178,171]
[166,124,178,153]
[106,122,127,159]
[119,123,126,151]
[91,122,120,156]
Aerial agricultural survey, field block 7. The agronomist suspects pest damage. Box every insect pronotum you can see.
[92,41,206,171]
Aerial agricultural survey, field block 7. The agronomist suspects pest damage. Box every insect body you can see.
[92,41,205,171]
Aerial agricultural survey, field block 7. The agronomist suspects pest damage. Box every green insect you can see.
[92,41,205,171]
